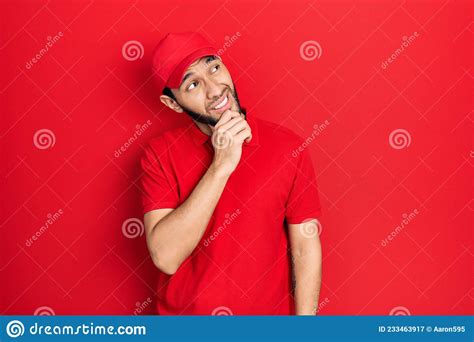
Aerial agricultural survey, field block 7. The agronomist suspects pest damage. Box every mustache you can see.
[180,86,243,126]
[207,87,231,111]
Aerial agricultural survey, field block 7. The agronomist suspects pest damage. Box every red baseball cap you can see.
[152,32,219,94]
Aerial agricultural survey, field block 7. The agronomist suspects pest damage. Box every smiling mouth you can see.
[209,90,232,112]
[213,95,228,109]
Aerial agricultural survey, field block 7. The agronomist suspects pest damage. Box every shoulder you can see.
[142,124,190,155]
[140,125,190,171]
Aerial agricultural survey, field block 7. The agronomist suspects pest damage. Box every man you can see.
[140,32,323,315]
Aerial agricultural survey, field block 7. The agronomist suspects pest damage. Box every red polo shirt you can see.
[140,113,322,315]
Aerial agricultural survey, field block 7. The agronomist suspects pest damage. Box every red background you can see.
[1,0,472,315]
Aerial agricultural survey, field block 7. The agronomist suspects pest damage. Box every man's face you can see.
[164,56,242,126]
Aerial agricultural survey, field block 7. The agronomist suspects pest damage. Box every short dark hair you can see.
[162,86,176,101]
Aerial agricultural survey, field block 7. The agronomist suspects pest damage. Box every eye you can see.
[210,64,220,73]
[187,81,198,91]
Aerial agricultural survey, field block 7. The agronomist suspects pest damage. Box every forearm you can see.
[292,241,322,315]
[149,164,230,272]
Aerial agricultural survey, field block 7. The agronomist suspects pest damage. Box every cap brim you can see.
[166,46,218,89]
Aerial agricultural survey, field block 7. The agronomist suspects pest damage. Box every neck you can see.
[195,121,213,136]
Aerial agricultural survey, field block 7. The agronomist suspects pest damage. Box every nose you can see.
[206,79,222,101]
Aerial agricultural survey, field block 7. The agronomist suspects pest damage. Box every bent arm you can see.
[144,165,230,275]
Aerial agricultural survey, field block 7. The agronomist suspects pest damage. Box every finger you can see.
[227,116,252,143]
[244,133,253,143]
[214,110,241,129]
[234,128,252,144]
[214,110,232,129]
[227,120,248,136]
[218,116,244,133]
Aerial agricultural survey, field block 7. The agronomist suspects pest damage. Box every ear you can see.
[160,95,183,113]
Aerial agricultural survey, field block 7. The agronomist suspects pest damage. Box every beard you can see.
[177,85,244,126]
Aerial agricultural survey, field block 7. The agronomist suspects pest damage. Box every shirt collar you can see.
[188,111,260,147]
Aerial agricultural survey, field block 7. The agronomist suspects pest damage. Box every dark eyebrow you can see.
[180,56,217,88]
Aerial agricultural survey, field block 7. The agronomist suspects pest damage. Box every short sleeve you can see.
[139,144,179,215]
[285,147,322,224]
